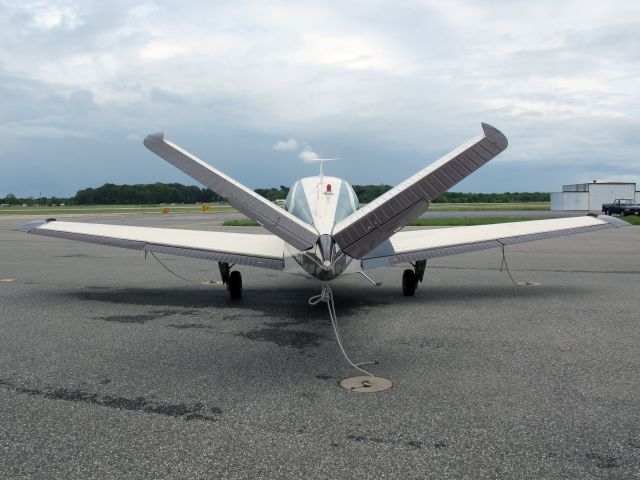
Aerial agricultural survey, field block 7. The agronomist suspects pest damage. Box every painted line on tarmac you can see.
[168,221,226,229]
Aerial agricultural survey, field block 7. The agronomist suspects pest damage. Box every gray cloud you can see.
[0,0,638,196]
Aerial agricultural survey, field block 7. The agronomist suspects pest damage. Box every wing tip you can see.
[596,214,632,228]
[14,219,49,233]
[143,132,165,149]
[481,122,508,150]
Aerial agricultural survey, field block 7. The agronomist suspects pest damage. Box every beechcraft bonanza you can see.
[17,124,628,300]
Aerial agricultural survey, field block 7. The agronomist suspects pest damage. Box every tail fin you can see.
[332,123,508,259]
[144,133,319,251]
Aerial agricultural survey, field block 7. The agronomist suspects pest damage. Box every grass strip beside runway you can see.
[222,216,640,227]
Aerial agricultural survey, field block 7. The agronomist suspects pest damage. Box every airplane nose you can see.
[322,260,332,270]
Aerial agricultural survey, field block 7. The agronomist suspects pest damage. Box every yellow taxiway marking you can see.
[1,278,15,282]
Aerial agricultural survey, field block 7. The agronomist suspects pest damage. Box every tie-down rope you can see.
[148,251,212,285]
[499,245,522,287]
[308,282,376,379]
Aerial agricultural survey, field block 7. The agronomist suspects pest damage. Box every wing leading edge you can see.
[16,220,285,270]
[333,123,508,259]
[361,215,629,269]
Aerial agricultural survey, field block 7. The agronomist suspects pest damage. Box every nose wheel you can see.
[219,262,242,299]
[402,260,426,296]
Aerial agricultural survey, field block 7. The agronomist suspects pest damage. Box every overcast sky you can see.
[0,0,638,197]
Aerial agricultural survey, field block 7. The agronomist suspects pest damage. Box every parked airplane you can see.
[17,124,628,299]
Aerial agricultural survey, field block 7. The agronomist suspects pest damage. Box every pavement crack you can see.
[345,434,430,450]
[97,314,159,324]
[167,323,215,330]
[95,309,199,324]
[0,377,222,422]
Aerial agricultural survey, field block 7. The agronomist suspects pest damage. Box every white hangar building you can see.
[550,181,638,211]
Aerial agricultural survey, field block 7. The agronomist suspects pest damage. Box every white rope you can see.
[148,251,211,285]
[499,245,522,287]
[308,283,375,379]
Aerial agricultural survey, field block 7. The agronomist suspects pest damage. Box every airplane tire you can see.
[402,269,416,296]
[229,271,242,299]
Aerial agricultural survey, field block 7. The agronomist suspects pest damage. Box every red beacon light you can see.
[325,184,332,194]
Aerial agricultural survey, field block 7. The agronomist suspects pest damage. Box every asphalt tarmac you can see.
[1,214,639,479]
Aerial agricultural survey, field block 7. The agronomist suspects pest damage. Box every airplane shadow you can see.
[62,280,594,321]
[66,285,389,321]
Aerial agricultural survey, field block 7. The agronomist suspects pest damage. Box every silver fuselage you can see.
[283,176,360,280]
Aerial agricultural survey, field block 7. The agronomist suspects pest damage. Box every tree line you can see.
[1,182,550,206]
[433,191,550,203]
[74,183,225,205]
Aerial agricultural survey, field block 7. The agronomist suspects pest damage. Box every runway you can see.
[1,214,639,479]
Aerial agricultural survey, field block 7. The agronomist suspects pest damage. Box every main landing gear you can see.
[402,260,426,296]
[219,262,242,299]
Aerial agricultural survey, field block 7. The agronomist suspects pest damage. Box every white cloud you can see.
[273,138,299,151]
[31,5,82,30]
[129,3,159,19]
[294,33,391,70]
[298,148,319,162]
[139,42,188,61]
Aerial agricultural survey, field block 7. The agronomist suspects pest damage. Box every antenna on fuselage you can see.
[307,157,339,183]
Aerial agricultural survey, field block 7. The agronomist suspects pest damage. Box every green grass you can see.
[619,215,640,225]
[408,216,554,227]
[428,202,550,211]
[0,204,237,216]
[222,219,260,226]
[1,201,550,216]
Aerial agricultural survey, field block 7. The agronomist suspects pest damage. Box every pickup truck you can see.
[602,198,640,216]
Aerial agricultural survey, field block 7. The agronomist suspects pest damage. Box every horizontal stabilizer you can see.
[144,133,319,251]
[333,123,508,259]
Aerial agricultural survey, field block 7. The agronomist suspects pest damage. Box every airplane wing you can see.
[361,215,629,269]
[144,133,318,251]
[16,220,285,270]
[332,123,508,259]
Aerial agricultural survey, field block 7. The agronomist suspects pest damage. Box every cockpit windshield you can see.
[285,178,359,228]
[334,181,359,224]
[284,181,314,225]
